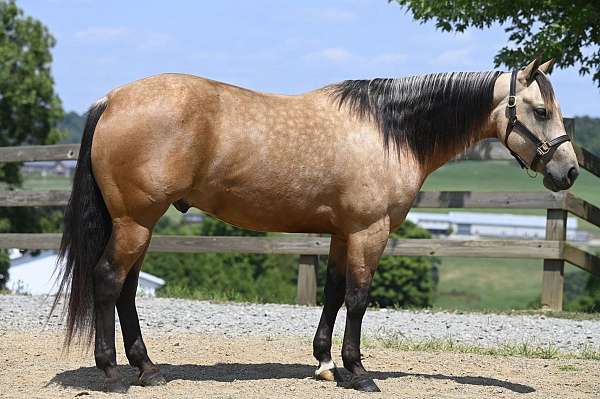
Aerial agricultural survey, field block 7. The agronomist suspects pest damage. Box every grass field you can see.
[15,160,600,311]
[433,257,586,311]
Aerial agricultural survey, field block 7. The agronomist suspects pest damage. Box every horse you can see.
[52,57,579,392]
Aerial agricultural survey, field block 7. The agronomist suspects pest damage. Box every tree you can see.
[0,0,64,287]
[143,216,299,303]
[391,1,600,86]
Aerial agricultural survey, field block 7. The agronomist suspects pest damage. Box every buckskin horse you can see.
[52,57,579,392]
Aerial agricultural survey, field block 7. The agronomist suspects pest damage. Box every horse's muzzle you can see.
[543,162,579,192]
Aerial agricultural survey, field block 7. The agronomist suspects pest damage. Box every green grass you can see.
[558,364,580,372]
[433,257,543,311]
[424,160,600,233]
[7,173,71,191]
[324,335,600,360]
[367,336,600,360]
[424,160,600,204]
[157,283,265,304]
[432,257,587,312]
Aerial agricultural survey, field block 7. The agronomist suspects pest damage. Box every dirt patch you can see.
[1,331,598,398]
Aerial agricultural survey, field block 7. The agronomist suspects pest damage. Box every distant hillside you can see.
[573,116,600,156]
[56,112,600,154]
[57,111,85,144]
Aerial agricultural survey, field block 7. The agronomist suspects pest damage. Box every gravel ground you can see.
[2,294,600,352]
[3,294,600,398]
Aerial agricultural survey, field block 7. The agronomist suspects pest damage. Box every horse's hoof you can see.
[316,367,343,382]
[315,360,343,382]
[139,370,167,387]
[105,378,128,393]
[316,368,335,381]
[340,375,381,392]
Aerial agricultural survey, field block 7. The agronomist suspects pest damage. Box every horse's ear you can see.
[519,56,542,85]
[538,58,556,75]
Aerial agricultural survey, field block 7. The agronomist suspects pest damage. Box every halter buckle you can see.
[507,95,517,108]
[537,141,550,156]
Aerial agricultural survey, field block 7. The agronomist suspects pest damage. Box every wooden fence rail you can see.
[3,190,600,225]
[2,119,600,309]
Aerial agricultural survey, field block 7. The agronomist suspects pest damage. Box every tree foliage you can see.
[391,0,600,86]
[0,0,63,287]
[566,274,600,312]
[143,217,299,303]
[573,116,600,155]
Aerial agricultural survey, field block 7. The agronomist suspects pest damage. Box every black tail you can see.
[51,99,111,347]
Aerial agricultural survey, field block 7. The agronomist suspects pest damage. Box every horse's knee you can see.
[324,271,345,298]
[345,285,369,319]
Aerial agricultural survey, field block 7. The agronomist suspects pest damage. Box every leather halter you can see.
[504,70,571,170]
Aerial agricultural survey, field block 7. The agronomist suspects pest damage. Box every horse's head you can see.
[492,57,579,191]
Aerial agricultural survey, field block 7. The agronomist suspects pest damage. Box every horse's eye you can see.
[534,107,548,119]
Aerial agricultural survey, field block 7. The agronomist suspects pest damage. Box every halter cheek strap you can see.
[504,70,571,170]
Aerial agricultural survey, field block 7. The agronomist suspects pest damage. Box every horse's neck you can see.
[422,124,496,176]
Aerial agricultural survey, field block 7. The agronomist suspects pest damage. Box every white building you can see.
[406,211,587,241]
[7,250,165,296]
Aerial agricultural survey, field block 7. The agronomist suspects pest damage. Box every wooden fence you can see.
[3,119,600,310]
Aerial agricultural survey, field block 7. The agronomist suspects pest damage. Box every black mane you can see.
[327,71,502,164]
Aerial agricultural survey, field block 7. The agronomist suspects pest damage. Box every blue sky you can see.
[19,0,600,116]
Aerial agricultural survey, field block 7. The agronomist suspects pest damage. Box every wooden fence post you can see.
[297,254,318,305]
[541,209,567,310]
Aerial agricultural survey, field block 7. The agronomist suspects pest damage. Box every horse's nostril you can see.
[568,166,579,184]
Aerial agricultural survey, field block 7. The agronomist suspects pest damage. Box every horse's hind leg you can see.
[93,219,155,392]
[313,235,347,381]
[116,250,166,387]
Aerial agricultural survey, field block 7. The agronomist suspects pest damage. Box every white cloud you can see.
[75,27,129,42]
[433,48,474,66]
[74,27,172,51]
[309,47,353,62]
[310,8,357,23]
[372,52,409,64]
[137,32,172,50]
[306,48,410,67]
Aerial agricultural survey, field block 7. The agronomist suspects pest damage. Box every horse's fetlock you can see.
[95,348,117,370]
[126,338,148,365]
[342,347,361,370]
[313,336,331,359]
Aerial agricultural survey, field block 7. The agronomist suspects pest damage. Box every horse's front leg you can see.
[340,218,389,392]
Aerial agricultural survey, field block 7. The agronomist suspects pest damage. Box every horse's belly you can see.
[184,188,337,234]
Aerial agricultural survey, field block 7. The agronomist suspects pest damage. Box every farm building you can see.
[407,211,587,241]
[6,250,165,296]
[22,160,76,177]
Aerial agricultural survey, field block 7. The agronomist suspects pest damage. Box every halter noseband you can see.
[504,70,571,171]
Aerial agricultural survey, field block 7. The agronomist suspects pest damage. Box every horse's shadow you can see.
[50,363,535,394]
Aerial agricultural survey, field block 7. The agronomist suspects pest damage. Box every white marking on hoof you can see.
[315,360,336,381]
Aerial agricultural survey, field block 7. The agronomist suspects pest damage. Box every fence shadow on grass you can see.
[49,363,535,394]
